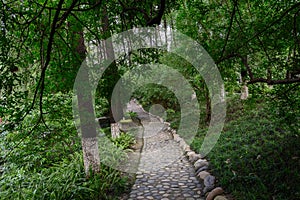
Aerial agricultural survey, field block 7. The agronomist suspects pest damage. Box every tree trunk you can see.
[240,84,249,100]
[71,20,100,176]
[204,85,211,123]
[101,4,123,127]
[241,56,249,100]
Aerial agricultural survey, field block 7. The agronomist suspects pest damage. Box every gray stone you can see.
[197,171,210,179]
[204,175,215,187]
[136,175,143,179]
[203,185,214,194]
[202,176,215,193]
[187,151,202,162]
[194,159,209,170]
[195,165,209,175]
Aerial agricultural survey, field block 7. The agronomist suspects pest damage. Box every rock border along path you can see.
[125,100,228,200]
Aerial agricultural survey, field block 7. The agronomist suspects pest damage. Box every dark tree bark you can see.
[101,4,123,124]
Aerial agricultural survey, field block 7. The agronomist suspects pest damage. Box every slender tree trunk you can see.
[241,56,249,100]
[170,13,176,47]
[163,17,168,45]
[240,84,249,100]
[71,21,100,177]
[101,4,123,137]
[204,84,211,123]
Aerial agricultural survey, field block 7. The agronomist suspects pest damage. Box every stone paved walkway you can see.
[126,100,204,200]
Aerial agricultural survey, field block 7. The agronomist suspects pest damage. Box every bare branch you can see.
[248,78,300,85]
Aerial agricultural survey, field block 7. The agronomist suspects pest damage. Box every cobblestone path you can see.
[126,100,204,200]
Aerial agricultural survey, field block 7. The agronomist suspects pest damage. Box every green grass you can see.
[191,96,300,200]
[0,92,133,200]
[0,152,129,200]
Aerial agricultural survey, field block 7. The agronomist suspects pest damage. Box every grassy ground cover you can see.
[191,95,300,200]
[0,93,133,200]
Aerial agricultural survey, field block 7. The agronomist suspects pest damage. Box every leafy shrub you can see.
[124,111,138,119]
[111,132,135,150]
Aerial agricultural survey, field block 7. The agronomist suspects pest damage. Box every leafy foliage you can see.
[0,92,129,199]
[112,132,136,150]
[0,152,128,200]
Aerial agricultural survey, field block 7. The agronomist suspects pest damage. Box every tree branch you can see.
[217,53,253,79]
[236,2,300,51]
[34,1,102,12]
[70,12,102,44]
[220,0,237,60]
[118,0,150,22]
[36,0,66,132]
[56,0,79,29]
[217,52,300,85]
[22,0,48,26]
[147,0,166,26]
[248,78,300,85]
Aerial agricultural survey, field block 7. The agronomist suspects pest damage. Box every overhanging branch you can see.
[248,78,300,85]
[217,53,300,85]
[220,0,237,60]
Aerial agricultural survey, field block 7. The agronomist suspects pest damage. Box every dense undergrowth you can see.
[0,152,128,200]
[0,92,133,200]
[191,93,300,200]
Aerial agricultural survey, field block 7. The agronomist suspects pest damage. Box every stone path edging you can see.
[159,121,229,200]
[126,100,229,200]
